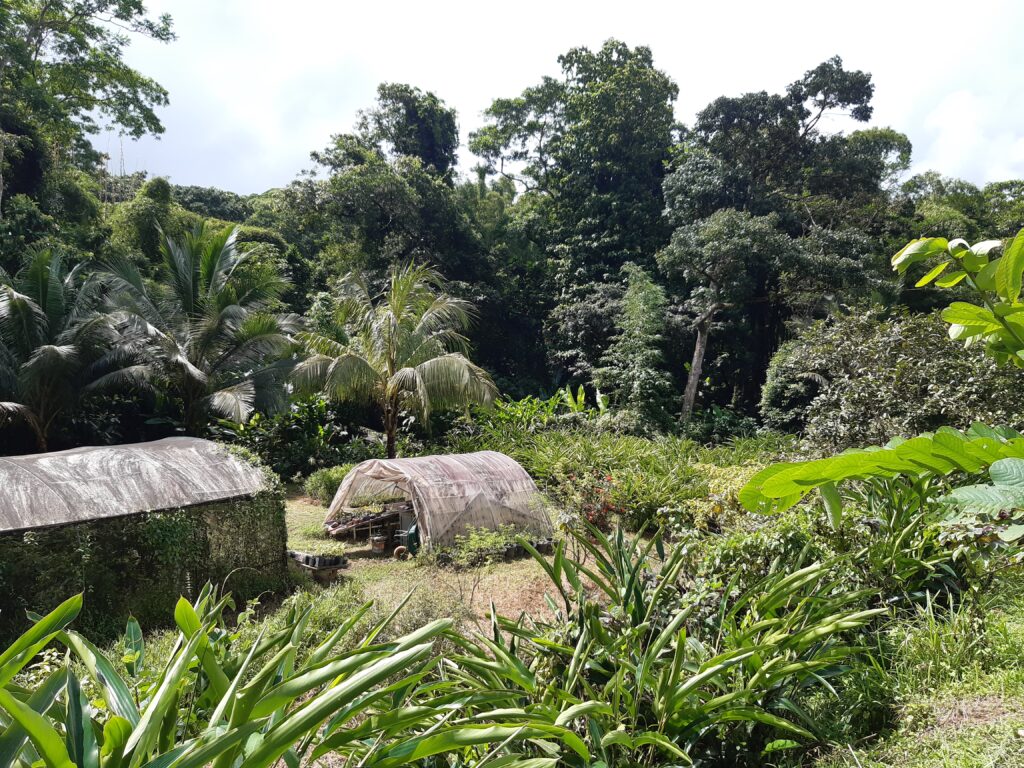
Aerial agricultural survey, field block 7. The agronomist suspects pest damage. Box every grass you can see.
[284,487,348,556]
[816,579,1024,768]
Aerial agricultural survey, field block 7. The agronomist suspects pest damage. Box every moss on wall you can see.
[0,468,288,644]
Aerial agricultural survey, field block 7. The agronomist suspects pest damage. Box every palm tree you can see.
[98,224,300,433]
[0,248,119,450]
[294,263,497,458]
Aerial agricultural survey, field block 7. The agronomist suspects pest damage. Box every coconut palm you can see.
[294,263,497,458]
[0,248,119,450]
[98,224,300,433]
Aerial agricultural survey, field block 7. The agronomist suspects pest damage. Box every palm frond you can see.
[205,380,256,422]
[0,285,46,358]
[399,353,497,419]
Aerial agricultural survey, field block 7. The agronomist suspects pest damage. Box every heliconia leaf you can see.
[996,227,1024,301]
[0,667,68,766]
[59,630,139,725]
[124,617,144,678]
[915,261,951,287]
[0,688,75,768]
[0,594,81,686]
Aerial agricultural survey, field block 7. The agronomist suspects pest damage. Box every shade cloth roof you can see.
[327,451,552,548]
[0,437,267,533]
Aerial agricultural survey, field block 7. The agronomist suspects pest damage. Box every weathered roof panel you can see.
[0,437,267,533]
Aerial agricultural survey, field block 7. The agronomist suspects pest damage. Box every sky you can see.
[95,0,1024,195]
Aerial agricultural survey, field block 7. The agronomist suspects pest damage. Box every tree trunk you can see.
[681,304,721,425]
[383,400,398,459]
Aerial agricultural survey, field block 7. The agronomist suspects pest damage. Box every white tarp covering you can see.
[0,437,267,533]
[327,451,552,548]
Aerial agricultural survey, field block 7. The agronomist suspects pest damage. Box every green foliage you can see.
[304,463,357,506]
[593,263,674,429]
[893,230,1024,368]
[358,82,459,176]
[215,396,379,479]
[98,223,298,432]
[0,247,122,450]
[294,262,497,458]
[472,40,677,378]
[448,525,884,765]
[941,457,1024,545]
[741,423,1024,516]
[107,178,201,267]
[435,524,527,568]
[761,310,1024,452]
[452,424,791,531]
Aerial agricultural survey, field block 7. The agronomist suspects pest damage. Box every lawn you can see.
[284,487,561,625]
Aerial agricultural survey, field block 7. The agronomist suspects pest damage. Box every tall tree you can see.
[0,248,119,449]
[357,83,459,177]
[0,0,174,218]
[294,263,497,459]
[593,264,674,428]
[658,210,793,422]
[471,40,678,379]
[98,224,298,433]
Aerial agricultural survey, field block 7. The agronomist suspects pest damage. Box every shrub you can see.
[761,310,1024,453]
[304,462,356,505]
[215,396,380,479]
[434,525,527,568]
[0,587,552,768]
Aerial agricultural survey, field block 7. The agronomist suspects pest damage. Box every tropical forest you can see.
[2,2,1024,766]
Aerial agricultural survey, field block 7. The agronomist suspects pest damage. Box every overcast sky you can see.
[95,0,1024,194]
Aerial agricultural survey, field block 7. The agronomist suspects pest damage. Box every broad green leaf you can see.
[100,717,133,768]
[942,484,1024,513]
[762,739,800,754]
[935,269,968,287]
[819,482,843,530]
[59,631,139,725]
[914,261,951,287]
[998,523,1024,542]
[972,239,1003,255]
[124,618,144,678]
[892,238,948,272]
[0,688,75,768]
[940,302,1000,329]
[0,594,81,686]
[0,667,68,766]
[996,227,1024,301]
[990,458,1024,488]
[65,671,99,768]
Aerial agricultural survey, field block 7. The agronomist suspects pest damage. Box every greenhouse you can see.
[326,450,553,549]
[0,437,288,642]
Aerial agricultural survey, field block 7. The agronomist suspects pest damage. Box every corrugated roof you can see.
[0,437,267,533]
[328,451,552,548]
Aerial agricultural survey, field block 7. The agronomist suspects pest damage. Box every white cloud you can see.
[100,0,1024,192]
